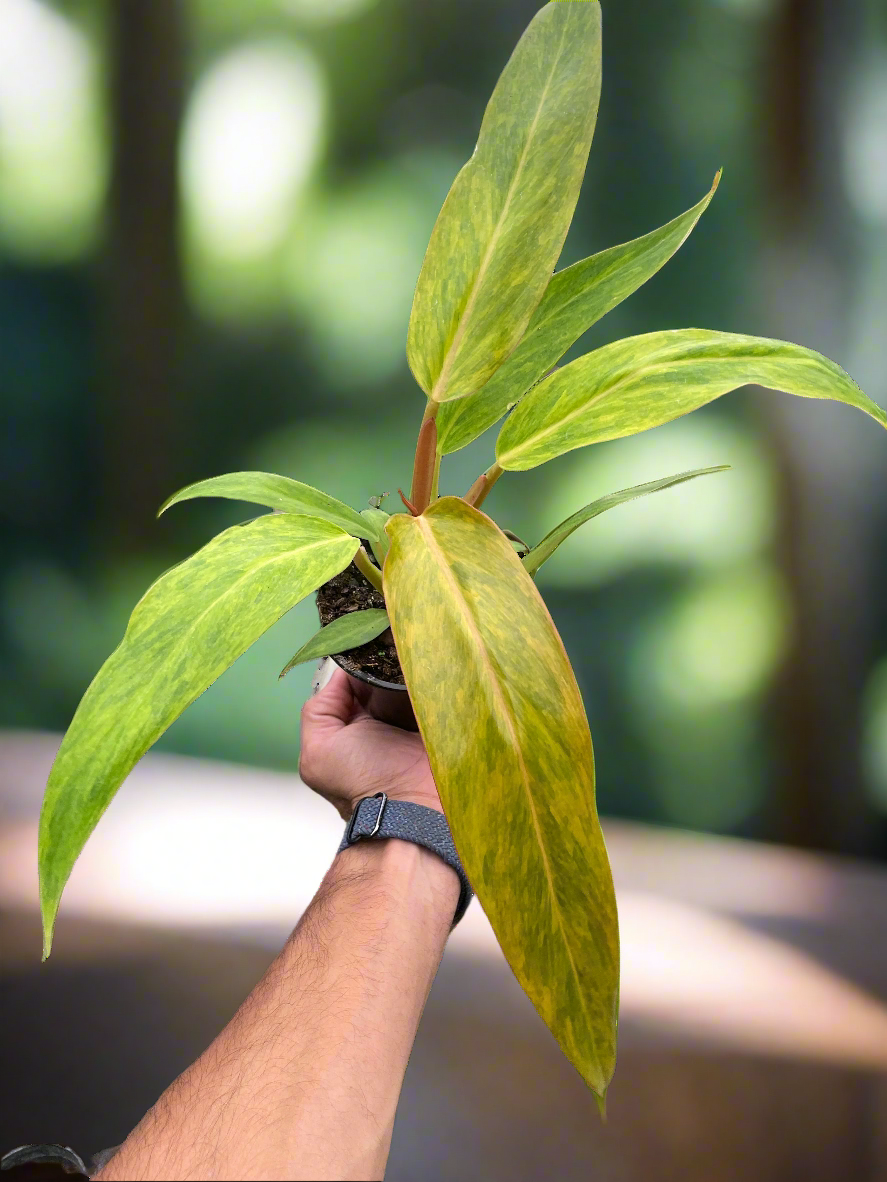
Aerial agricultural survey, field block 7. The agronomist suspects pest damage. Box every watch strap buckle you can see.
[345,792,388,845]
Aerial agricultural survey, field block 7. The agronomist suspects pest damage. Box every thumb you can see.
[302,664,361,735]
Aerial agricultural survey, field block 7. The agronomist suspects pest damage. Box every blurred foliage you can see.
[1,0,886,843]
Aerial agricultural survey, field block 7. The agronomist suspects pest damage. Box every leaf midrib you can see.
[430,22,569,403]
[415,511,597,1058]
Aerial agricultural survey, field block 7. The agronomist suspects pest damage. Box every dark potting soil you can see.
[315,562,405,685]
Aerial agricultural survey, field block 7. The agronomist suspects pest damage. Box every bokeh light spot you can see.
[286,155,455,388]
[0,0,105,259]
[181,40,325,269]
[624,563,787,830]
[844,51,887,225]
[537,416,774,589]
[632,563,788,711]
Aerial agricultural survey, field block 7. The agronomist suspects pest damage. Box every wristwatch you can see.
[338,793,474,926]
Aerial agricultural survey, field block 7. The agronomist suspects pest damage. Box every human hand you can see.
[299,665,443,820]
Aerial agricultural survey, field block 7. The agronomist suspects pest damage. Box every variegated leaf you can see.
[497,330,886,470]
[384,497,618,1098]
[408,1,602,403]
[39,514,358,957]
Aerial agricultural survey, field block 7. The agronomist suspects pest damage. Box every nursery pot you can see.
[315,563,418,732]
[330,656,418,732]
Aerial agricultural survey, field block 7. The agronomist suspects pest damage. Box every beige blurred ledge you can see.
[3,729,887,1180]
[3,728,887,1067]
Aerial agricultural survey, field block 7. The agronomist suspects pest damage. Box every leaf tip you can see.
[40,907,56,961]
[279,648,303,678]
[156,491,178,518]
[593,1087,608,1122]
[711,167,723,193]
[39,857,57,959]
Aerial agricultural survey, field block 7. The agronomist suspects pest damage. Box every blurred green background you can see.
[1,0,886,856]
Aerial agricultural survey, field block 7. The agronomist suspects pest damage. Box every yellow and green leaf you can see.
[160,471,378,541]
[279,608,390,677]
[38,514,358,957]
[497,329,887,471]
[436,175,721,455]
[523,465,730,576]
[384,497,619,1098]
[407,1,602,404]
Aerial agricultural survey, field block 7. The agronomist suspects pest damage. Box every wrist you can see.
[337,837,461,919]
[346,789,443,815]
[337,792,474,928]
[337,793,473,925]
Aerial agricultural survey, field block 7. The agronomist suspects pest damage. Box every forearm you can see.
[96,840,460,1182]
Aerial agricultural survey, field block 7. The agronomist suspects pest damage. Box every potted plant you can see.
[38,0,885,1106]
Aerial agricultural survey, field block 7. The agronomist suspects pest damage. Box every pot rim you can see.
[330,653,408,693]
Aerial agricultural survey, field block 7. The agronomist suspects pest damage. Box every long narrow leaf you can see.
[437,175,721,455]
[523,466,730,576]
[408,1,602,403]
[497,329,887,470]
[279,609,390,677]
[39,514,358,957]
[384,497,619,1098]
[160,471,378,541]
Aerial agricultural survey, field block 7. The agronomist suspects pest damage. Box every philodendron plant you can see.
[39,0,885,1104]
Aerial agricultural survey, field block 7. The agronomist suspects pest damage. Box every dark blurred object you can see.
[103,0,185,548]
[762,0,882,855]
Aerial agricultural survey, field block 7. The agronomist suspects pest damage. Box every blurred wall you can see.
[1,0,886,856]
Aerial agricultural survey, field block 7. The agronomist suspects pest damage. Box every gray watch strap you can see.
[338,794,473,926]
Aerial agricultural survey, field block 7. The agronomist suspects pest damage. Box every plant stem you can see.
[410,415,438,514]
[464,473,486,506]
[465,462,504,510]
[430,449,441,502]
[354,545,384,593]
